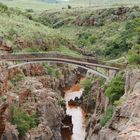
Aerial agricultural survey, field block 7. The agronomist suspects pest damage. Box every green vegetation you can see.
[0,0,140,11]
[105,17,140,59]
[10,74,25,85]
[57,96,66,107]
[105,75,125,104]
[56,46,82,58]
[100,106,113,127]
[43,63,61,78]
[11,106,36,138]
[128,45,140,64]
[81,78,92,97]
[0,3,139,66]
[0,4,79,55]
[126,18,140,64]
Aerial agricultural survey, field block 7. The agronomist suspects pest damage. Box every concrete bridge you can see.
[0,52,119,80]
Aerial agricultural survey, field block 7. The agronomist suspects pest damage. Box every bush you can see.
[100,107,113,127]
[105,38,132,58]
[81,78,92,97]
[105,75,125,104]
[11,107,36,138]
[57,97,66,107]
[54,69,61,79]
[105,18,140,59]
[23,47,41,52]
[125,18,140,32]
[0,2,8,13]
[128,45,140,64]
[68,5,72,9]
[77,31,93,46]
[88,35,97,44]
[25,9,34,13]
[10,74,24,85]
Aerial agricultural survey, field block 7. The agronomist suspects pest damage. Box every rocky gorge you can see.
[0,3,140,140]
[0,60,85,140]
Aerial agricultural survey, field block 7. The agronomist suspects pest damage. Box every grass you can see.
[58,21,127,58]
[0,14,54,41]
[0,0,140,11]
[55,46,82,58]
[100,106,113,127]
[0,0,66,11]
[0,11,78,54]
[0,3,139,65]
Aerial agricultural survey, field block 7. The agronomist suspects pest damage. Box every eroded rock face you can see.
[15,78,64,140]
[25,124,52,140]
[0,60,84,140]
[1,123,19,140]
[0,102,9,139]
[86,69,140,140]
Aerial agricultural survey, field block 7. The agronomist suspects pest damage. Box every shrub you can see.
[54,69,61,79]
[88,35,97,44]
[23,47,41,52]
[105,38,132,58]
[11,106,36,138]
[57,97,66,107]
[68,5,72,9]
[100,107,113,127]
[77,31,93,46]
[81,78,92,97]
[25,9,34,13]
[125,18,140,32]
[0,2,8,13]
[105,75,125,104]
[10,74,24,85]
[105,18,140,59]
[128,45,140,64]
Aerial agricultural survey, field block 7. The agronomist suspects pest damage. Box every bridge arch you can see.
[0,52,119,80]
[7,61,109,80]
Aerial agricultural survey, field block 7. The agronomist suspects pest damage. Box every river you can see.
[64,83,86,140]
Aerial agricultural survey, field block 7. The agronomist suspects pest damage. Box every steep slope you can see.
[0,3,81,57]
[85,70,140,140]
[37,6,140,62]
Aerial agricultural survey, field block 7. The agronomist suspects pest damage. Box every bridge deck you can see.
[0,53,119,71]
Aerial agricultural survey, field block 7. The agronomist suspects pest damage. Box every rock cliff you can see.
[85,69,140,140]
[0,61,83,140]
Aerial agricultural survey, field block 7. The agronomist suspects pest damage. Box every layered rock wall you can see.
[86,69,140,140]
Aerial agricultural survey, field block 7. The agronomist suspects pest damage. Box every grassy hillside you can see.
[0,3,81,57]
[35,6,140,64]
[0,0,140,11]
[0,3,139,65]
[0,0,66,10]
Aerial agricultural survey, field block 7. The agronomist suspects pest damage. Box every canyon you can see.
[0,2,140,140]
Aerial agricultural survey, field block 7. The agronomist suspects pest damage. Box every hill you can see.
[0,2,139,65]
[0,0,140,11]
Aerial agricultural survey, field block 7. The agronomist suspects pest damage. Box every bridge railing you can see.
[0,52,99,63]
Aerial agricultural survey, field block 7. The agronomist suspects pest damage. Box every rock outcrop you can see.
[0,102,9,138]
[85,69,140,140]
[25,124,53,140]
[1,123,19,140]
[14,78,64,140]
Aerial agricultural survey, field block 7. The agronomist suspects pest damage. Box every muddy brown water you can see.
[64,83,86,140]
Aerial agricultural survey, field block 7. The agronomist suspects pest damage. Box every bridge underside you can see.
[0,52,119,80]
[6,60,115,80]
